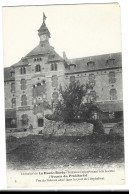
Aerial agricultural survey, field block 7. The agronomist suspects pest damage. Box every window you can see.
[33,103,43,114]
[51,63,57,71]
[21,79,26,90]
[52,92,58,103]
[34,58,42,62]
[38,118,44,127]
[109,112,115,120]
[11,98,16,108]
[70,64,76,71]
[35,64,41,72]
[89,90,96,102]
[11,83,15,93]
[10,71,15,78]
[32,82,46,98]
[70,76,75,84]
[21,95,27,106]
[109,71,116,83]
[37,83,42,96]
[110,89,117,100]
[21,114,28,126]
[37,103,43,113]
[52,75,58,87]
[89,74,95,86]
[87,61,95,67]
[20,67,26,74]
[106,58,115,66]
[91,111,98,120]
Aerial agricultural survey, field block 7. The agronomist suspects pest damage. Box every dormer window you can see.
[35,64,41,72]
[51,63,57,71]
[106,58,115,66]
[49,55,55,59]
[20,67,26,74]
[69,64,76,71]
[87,61,95,67]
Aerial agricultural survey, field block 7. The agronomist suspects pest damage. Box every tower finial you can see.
[43,12,47,23]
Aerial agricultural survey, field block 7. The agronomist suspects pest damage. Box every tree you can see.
[45,80,104,135]
[61,81,87,123]
[53,81,98,123]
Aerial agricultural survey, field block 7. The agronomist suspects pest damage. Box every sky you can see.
[2,4,122,67]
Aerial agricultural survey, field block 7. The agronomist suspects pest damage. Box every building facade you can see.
[4,14,123,131]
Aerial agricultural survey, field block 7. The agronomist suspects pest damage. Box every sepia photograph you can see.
[2,3,126,188]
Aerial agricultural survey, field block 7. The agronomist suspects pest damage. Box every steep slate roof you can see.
[98,102,123,112]
[23,43,62,61]
[4,67,15,82]
[38,22,51,37]
[13,43,63,67]
[13,58,29,67]
[65,52,122,74]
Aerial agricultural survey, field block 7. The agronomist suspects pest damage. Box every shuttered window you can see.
[21,95,27,106]
[110,89,117,100]
[109,71,116,83]
[20,67,26,74]
[21,79,26,90]
[52,75,58,87]
[51,63,57,71]
[11,83,15,93]
[89,74,95,86]
[12,98,16,108]
[35,64,41,72]
[70,76,75,84]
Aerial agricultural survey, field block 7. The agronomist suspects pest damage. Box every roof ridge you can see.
[69,52,122,61]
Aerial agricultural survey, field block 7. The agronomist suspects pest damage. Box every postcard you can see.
[2,3,125,188]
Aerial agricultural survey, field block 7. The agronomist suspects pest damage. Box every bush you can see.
[92,119,104,135]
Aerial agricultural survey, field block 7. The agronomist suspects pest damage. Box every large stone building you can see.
[4,14,123,131]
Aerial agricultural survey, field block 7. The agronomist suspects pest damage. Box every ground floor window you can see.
[38,118,44,127]
[5,118,17,128]
[91,111,99,120]
[109,112,115,120]
[21,114,28,126]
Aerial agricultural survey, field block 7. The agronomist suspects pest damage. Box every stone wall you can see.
[6,120,93,138]
[43,120,93,136]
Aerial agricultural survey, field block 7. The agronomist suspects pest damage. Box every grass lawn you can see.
[6,135,124,170]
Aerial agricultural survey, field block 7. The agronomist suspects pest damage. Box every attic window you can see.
[34,58,42,62]
[69,64,76,71]
[87,61,95,67]
[106,58,115,66]
[49,55,55,59]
